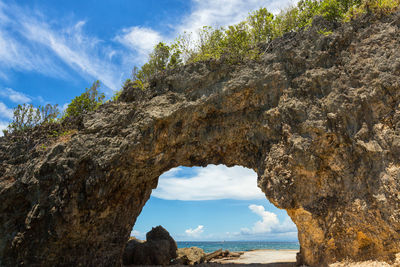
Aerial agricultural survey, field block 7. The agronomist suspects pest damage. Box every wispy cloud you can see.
[177,0,296,35]
[0,0,299,94]
[0,88,31,103]
[19,19,122,90]
[0,101,13,120]
[0,119,8,136]
[116,0,298,63]
[0,27,67,80]
[0,99,13,136]
[185,225,204,237]
[115,26,163,64]
[153,165,265,201]
[0,1,127,91]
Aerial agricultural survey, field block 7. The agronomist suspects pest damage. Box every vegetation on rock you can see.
[3,0,399,135]
[3,80,104,135]
[63,80,105,119]
[1,4,400,266]
[130,0,400,88]
[4,103,59,134]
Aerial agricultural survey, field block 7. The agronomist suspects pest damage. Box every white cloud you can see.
[115,26,163,63]
[74,20,86,30]
[130,229,145,240]
[0,102,13,119]
[0,120,8,136]
[242,204,279,234]
[185,225,204,237]
[153,165,265,201]
[274,217,298,233]
[177,0,298,35]
[0,0,301,94]
[0,2,125,91]
[0,29,67,80]
[61,103,69,112]
[19,18,121,90]
[163,166,183,177]
[36,96,46,104]
[116,0,298,64]
[241,205,297,235]
[0,101,11,136]
[0,1,70,79]
[0,88,31,103]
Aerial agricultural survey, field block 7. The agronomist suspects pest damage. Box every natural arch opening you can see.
[128,164,299,264]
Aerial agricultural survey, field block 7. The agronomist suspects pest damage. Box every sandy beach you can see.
[210,250,397,267]
[127,249,400,267]
[128,250,298,267]
[214,249,297,265]
[213,250,399,267]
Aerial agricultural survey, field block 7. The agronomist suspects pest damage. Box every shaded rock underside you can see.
[1,12,400,267]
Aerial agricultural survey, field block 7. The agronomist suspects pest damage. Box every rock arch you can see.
[1,14,400,266]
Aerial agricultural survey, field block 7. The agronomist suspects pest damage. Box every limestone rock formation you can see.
[1,11,400,267]
[122,226,177,265]
[174,247,206,265]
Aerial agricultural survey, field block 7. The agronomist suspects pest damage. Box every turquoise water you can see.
[177,241,299,253]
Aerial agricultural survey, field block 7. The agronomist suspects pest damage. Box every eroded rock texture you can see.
[1,12,400,267]
[174,247,206,265]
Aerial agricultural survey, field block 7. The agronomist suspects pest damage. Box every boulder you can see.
[123,226,177,265]
[175,247,205,265]
[146,225,178,257]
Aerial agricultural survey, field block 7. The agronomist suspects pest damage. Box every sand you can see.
[127,249,400,266]
[211,250,398,267]
[213,249,297,266]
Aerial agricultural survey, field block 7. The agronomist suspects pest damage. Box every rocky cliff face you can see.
[1,12,400,267]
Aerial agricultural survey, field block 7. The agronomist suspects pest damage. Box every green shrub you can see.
[172,32,194,63]
[128,0,399,87]
[273,6,301,36]
[248,8,275,43]
[41,103,60,123]
[349,0,399,17]
[148,42,170,71]
[296,0,322,27]
[5,103,60,134]
[191,26,225,61]
[221,22,253,62]
[63,80,105,119]
[130,42,179,88]
[111,89,122,102]
[4,0,399,136]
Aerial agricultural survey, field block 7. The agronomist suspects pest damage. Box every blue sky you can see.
[134,165,298,241]
[0,0,299,241]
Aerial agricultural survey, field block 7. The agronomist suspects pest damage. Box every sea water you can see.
[176,241,299,253]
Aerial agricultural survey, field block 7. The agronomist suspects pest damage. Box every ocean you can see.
[176,241,300,253]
